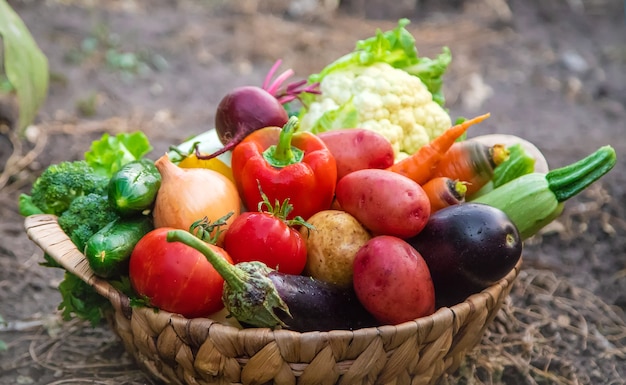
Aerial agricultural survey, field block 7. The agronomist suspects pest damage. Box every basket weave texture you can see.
[25,214,520,385]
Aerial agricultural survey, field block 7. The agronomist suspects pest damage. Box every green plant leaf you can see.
[0,0,49,132]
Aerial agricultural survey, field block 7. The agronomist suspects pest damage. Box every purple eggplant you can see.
[166,229,378,332]
[408,203,522,308]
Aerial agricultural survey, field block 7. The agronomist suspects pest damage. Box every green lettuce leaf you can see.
[0,0,49,132]
[84,131,153,177]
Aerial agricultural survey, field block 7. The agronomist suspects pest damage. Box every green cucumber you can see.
[85,217,153,278]
[108,159,161,216]
[474,146,616,239]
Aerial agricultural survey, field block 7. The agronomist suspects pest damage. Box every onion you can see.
[152,154,241,238]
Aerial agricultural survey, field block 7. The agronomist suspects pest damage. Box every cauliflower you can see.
[300,62,451,159]
[298,18,453,160]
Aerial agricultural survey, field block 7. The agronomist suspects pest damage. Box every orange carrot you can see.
[431,141,509,196]
[422,177,467,214]
[388,113,491,184]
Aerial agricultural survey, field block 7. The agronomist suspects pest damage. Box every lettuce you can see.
[84,131,153,178]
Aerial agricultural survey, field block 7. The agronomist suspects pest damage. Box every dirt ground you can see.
[1,0,625,384]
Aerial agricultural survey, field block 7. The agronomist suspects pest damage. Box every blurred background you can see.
[1,0,625,384]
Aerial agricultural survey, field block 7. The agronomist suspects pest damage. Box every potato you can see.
[300,210,372,288]
[352,235,435,325]
[335,169,431,238]
[317,129,395,179]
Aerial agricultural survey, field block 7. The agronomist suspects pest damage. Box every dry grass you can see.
[445,269,626,385]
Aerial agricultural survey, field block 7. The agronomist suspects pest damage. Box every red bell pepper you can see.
[231,117,337,220]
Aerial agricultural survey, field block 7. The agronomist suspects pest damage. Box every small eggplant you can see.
[408,203,522,308]
[166,230,378,332]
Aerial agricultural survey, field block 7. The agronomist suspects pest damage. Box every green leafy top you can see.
[0,0,49,132]
[306,18,451,106]
[84,131,153,178]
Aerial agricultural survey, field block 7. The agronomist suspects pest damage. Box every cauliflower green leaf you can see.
[307,18,451,106]
[299,19,453,159]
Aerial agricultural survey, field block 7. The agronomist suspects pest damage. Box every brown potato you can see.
[300,210,372,288]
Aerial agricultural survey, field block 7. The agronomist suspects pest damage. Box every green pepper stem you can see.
[263,116,304,167]
[546,145,616,202]
[166,230,246,292]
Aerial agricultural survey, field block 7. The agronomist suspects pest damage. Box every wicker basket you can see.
[24,214,521,385]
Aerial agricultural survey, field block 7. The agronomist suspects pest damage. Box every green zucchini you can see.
[85,217,153,278]
[108,159,161,216]
[474,146,616,239]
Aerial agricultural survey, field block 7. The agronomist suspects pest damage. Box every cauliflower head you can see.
[300,62,451,159]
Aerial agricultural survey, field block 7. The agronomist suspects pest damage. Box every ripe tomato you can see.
[129,227,232,318]
[222,212,307,275]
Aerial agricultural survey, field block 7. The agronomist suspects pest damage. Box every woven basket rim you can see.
[24,213,521,337]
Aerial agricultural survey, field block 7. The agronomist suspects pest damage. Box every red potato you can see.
[317,129,395,179]
[352,235,435,324]
[335,169,431,238]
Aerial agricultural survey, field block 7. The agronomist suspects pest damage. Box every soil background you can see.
[1,0,626,384]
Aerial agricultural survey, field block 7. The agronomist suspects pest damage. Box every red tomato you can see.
[129,227,232,318]
[222,212,307,275]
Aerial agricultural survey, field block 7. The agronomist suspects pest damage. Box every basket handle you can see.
[24,214,130,312]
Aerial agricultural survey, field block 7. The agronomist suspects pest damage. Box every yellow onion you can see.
[153,154,241,239]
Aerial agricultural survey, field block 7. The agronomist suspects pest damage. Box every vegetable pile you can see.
[20,19,617,332]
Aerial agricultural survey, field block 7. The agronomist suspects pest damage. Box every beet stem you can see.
[195,123,248,160]
[265,69,295,96]
[262,59,283,90]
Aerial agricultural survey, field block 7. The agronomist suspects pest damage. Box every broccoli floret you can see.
[58,193,120,251]
[29,160,109,216]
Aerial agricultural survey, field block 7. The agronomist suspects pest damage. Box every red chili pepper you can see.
[231,117,337,220]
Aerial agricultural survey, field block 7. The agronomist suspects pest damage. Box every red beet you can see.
[200,60,319,160]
